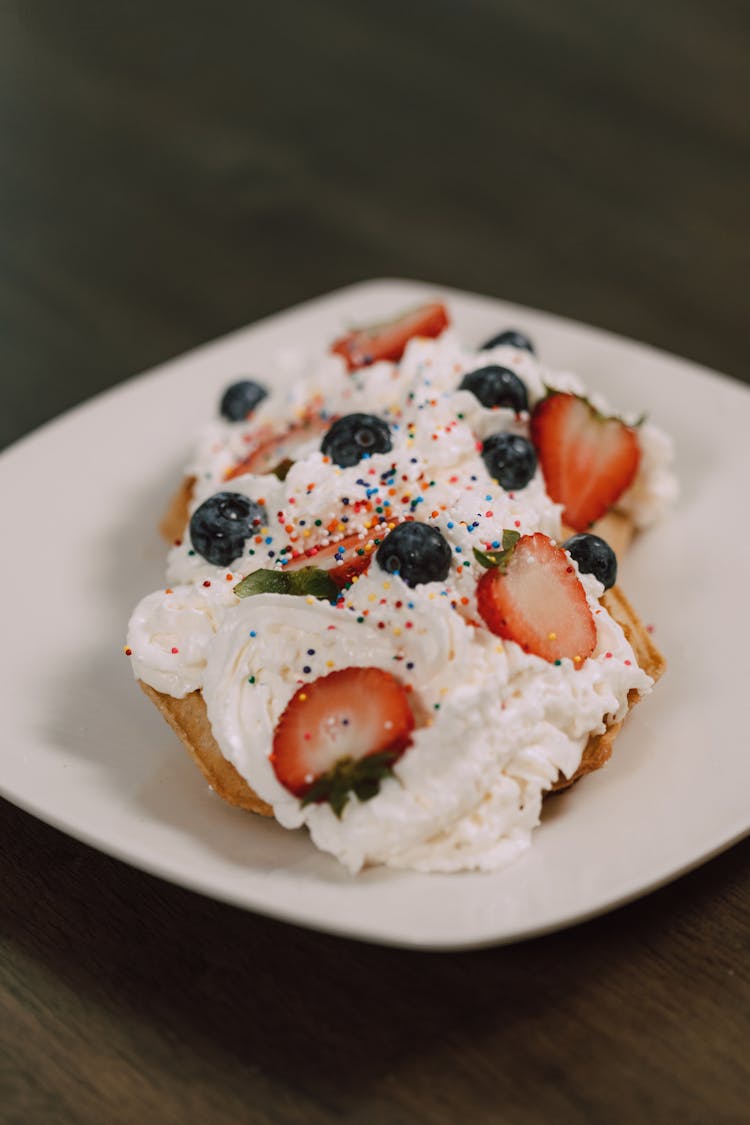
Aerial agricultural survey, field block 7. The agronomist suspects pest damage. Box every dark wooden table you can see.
[2,3,748,1121]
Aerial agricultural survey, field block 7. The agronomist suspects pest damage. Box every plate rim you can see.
[2,276,749,950]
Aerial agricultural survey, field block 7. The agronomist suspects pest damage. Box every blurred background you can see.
[1,0,747,452]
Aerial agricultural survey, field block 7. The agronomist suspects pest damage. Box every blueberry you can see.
[482,432,537,490]
[480,329,535,354]
[563,533,618,591]
[458,365,529,413]
[376,522,452,587]
[220,379,268,422]
[190,491,267,567]
[321,413,392,467]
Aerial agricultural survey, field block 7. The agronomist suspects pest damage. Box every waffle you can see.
[140,679,273,816]
[139,583,663,811]
[549,585,664,790]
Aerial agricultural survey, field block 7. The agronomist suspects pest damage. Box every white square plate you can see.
[2,279,748,949]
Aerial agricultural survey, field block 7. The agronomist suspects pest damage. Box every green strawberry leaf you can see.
[234,566,338,603]
[540,385,646,428]
[300,749,401,818]
[270,458,294,481]
[473,529,520,572]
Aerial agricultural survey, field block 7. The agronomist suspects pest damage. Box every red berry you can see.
[283,519,403,588]
[476,532,596,666]
[226,415,332,480]
[271,668,415,814]
[530,393,640,531]
[331,302,450,372]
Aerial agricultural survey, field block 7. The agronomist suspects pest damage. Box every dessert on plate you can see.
[126,302,675,873]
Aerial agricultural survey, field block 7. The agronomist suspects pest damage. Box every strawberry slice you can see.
[476,532,596,666]
[282,518,402,588]
[226,415,332,480]
[530,392,640,531]
[331,302,450,372]
[271,667,415,815]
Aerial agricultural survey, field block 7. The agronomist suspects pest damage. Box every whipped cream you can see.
[127,317,672,873]
[182,332,675,535]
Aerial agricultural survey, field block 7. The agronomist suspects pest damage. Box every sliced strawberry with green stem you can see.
[331,302,450,372]
[226,415,333,480]
[530,392,640,531]
[271,667,415,816]
[282,518,403,588]
[476,531,596,666]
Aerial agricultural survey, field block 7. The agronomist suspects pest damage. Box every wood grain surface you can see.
[1,1,748,1122]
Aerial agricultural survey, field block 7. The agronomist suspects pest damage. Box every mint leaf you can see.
[234,566,339,603]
